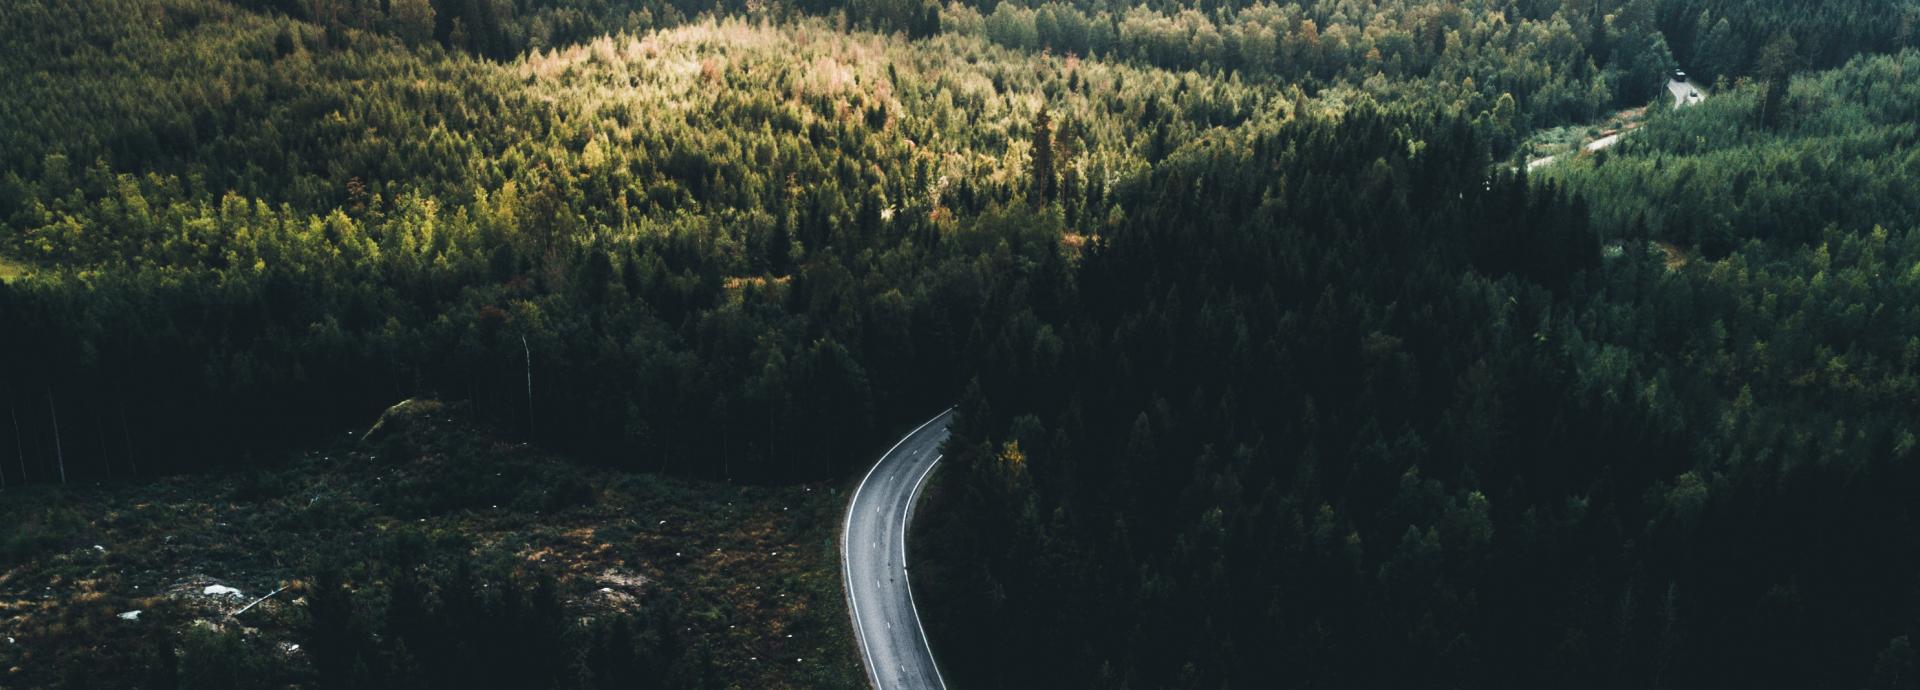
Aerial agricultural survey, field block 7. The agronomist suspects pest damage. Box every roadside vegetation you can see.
[1545,49,1920,253]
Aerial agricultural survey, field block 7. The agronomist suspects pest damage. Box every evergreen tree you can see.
[1029,104,1055,208]
[1756,32,1801,127]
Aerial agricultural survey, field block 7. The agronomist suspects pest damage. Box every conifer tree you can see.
[1029,105,1055,208]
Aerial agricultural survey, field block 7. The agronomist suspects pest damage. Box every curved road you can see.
[1668,77,1707,109]
[843,77,1712,690]
[843,409,952,690]
[1527,77,1708,171]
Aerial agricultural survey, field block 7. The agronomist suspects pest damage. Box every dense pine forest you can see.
[918,41,1920,690]
[2,0,1918,687]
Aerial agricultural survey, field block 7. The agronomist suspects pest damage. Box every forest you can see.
[918,45,1920,690]
[2,0,1918,686]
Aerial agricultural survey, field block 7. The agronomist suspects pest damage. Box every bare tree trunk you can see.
[10,398,25,484]
[0,391,8,490]
[521,335,534,442]
[96,411,112,481]
[120,399,136,477]
[48,391,66,484]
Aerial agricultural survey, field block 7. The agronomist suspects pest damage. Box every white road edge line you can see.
[844,408,951,690]
[902,452,949,690]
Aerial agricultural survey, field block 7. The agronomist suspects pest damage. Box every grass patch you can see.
[1520,107,1650,165]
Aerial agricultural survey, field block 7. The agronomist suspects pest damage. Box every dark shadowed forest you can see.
[2,0,1918,687]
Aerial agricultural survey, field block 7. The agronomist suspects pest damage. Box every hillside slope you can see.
[0,401,862,688]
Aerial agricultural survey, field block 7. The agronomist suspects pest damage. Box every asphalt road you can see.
[843,409,952,690]
[1668,77,1707,108]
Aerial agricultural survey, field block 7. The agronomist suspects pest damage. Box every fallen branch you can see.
[232,584,290,618]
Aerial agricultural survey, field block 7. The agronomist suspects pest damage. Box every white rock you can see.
[204,585,244,598]
[118,610,142,621]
